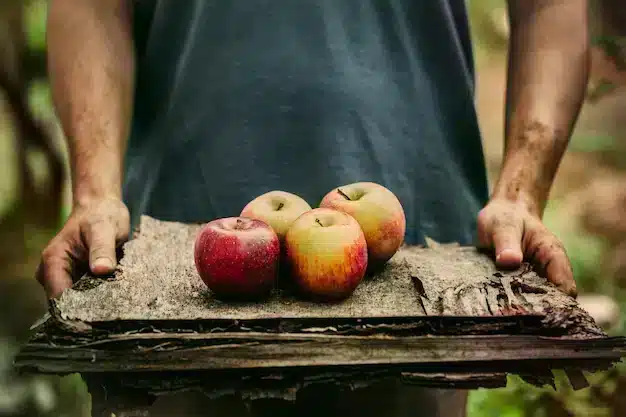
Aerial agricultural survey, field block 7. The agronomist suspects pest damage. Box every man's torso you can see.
[125,0,489,245]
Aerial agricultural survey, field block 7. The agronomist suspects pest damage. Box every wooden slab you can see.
[14,216,626,396]
[51,216,603,333]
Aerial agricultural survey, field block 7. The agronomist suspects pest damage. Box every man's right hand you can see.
[37,198,130,299]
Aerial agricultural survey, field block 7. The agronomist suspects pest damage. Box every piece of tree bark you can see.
[14,216,626,403]
[50,216,606,333]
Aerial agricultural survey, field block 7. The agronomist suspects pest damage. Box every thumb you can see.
[492,220,524,269]
[84,220,117,275]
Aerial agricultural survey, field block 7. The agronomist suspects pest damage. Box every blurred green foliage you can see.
[468,363,626,417]
[1,1,625,417]
[25,0,46,52]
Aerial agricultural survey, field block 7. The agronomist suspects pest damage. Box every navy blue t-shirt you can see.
[124,0,489,245]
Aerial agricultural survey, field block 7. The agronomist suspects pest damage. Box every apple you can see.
[319,182,406,266]
[284,208,368,301]
[240,191,312,242]
[194,217,280,301]
[241,191,312,291]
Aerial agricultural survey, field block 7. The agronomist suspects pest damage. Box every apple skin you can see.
[284,208,368,301]
[240,191,312,242]
[241,191,313,290]
[194,217,280,301]
[319,182,406,266]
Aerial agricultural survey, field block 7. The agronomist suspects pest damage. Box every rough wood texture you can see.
[52,216,603,335]
[14,216,626,398]
[18,332,625,373]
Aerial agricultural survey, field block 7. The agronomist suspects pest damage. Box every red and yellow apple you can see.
[240,191,312,242]
[194,217,280,300]
[319,182,406,266]
[284,208,368,301]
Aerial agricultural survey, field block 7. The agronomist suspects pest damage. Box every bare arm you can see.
[48,0,134,206]
[39,0,134,298]
[478,0,589,297]
[496,0,590,216]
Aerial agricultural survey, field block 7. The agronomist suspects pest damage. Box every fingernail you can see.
[92,257,114,272]
[495,249,523,269]
[496,248,515,261]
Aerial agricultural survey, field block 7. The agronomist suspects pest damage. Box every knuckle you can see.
[116,202,130,218]
[89,242,111,255]
[493,218,521,236]
[41,243,61,264]
[90,247,112,260]
[89,237,114,255]
[477,207,489,221]
[91,204,129,232]
[89,237,114,254]
[40,246,54,263]
[490,215,502,229]
[85,214,109,230]
[83,215,117,242]
[535,240,554,259]
[526,236,551,262]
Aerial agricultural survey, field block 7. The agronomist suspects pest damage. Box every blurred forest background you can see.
[1,1,626,416]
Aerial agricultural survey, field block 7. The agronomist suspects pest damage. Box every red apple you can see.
[194,217,280,300]
[240,191,312,242]
[319,182,406,266]
[284,208,368,301]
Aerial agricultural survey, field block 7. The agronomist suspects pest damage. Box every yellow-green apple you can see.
[194,217,280,301]
[284,208,368,301]
[241,191,312,242]
[319,182,406,266]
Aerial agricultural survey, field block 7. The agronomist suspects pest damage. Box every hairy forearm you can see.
[495,0,590,217]
[47,0,134,207]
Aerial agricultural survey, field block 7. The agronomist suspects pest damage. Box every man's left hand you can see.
[477,198,576,297]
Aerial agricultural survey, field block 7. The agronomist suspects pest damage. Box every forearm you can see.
[47,0,134,207]
[495,0,590,217]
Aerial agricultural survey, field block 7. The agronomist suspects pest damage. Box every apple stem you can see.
[276,202,284,211]
[235,218,244,229]
[337,188,351,201]
[315,218,324,227]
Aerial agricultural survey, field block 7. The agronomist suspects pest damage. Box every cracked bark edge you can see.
[15,333,626,375]
[37,351,624,402]
[43,216,606,341]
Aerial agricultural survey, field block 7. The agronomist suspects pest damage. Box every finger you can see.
[546,254,577,298]
[492,218,524,269]
[476,208,493,248]
[37,248,73,299]
[526,233,576,297]
[84,219,117,275]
